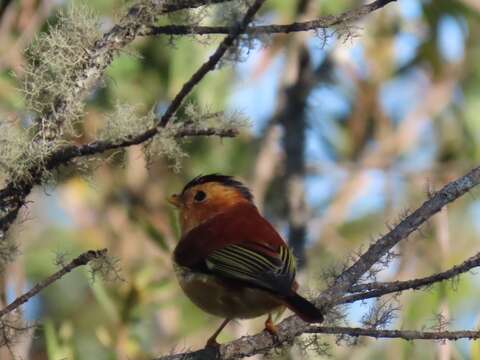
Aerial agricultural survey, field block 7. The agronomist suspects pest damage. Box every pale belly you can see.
[174,264,283,319]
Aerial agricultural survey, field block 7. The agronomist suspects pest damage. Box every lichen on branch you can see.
[22,5,101,138]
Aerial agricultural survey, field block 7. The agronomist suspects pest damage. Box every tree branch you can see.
[174,127,238,138]
[0,249,107,319]
[157,0,267,127]
[305,326,480,341]
[338,251,480,304]
[144,0,397,37]
[160,0,233,13]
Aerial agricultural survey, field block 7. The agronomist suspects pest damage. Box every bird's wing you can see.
[205,242,296,295]
[174,203,297,295]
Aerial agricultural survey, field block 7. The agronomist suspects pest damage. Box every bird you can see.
[169,174,324,347]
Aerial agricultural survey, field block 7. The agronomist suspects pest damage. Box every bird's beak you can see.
[168,194,181,208]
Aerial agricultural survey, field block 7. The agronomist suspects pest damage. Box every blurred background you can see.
[1,0,480,359]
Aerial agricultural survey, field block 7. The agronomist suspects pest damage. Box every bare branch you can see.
[157,0,267,127]
[144,0,397,37]
[305,326,480,341]
[0,249,107,319]
[339,252,480,304]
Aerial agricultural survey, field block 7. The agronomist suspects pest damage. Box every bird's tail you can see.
[283,292,324,323]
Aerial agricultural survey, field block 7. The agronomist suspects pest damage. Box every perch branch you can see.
[155,323,480,360]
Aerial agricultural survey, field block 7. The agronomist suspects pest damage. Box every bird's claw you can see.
[264,316,281,343]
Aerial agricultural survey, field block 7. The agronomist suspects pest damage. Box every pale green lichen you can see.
[0,119,61,185]
[22,5,100,134]
[1,5,98,186]
[89,253,124,283]
[100,102,248,173]
[0,121,29,181]
[147,103,249,172]
[145,123,188,173]
[182,102,250,129]
[99,103,152,141]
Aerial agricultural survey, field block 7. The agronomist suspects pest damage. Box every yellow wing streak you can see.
[205,244,297,294]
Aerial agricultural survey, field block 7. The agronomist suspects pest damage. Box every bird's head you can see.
[169,174,254,235]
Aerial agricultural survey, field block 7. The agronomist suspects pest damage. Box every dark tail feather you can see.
[283,293,324,323]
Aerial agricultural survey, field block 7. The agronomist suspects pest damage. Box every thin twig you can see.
[157,0,267,127]
[160,0,233,13]
[338,252,480,304]
[174,127,238,138]
[305,326,480,341]
[0,249,107,318]
[144,0,397,37]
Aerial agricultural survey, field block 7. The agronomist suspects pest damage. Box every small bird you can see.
[169,174,323,347]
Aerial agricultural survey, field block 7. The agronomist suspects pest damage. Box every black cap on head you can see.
[182,174,253,202]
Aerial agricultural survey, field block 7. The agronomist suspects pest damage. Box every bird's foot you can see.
[264,315,280,343]
[265,320,278,336]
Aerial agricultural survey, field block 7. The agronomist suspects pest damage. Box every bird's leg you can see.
[206,318,231,348]
[264,313,278,337]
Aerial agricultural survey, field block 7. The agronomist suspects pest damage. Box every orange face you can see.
[169,182,250,235]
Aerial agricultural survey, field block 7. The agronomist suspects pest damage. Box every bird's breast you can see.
[173,263,283,319]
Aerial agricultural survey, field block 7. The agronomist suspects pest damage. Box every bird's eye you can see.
[194,190,207,202]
